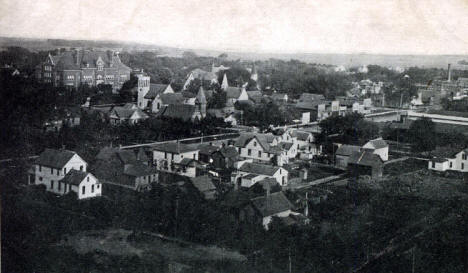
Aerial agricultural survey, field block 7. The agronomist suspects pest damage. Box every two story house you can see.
[232,162,289,188]
[428,147,468,172]
[30,148,101,199]
[152,142,200,177]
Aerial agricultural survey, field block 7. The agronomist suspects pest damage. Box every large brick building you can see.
[35,49,131,91]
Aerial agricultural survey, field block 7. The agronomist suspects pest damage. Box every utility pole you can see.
[411,246,416,273]
[288,247,292,273]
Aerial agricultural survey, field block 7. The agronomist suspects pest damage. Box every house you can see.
[347,150,384,178]
[428,146,468,172]
[158,104,202,122]
[207,109,238,125]
[35,50,131,91]
[232,162,289,187]
[244,191,294,229]
[92,147,158,191]
[234,133,289,166]
[109,105,149,125]
[225,86,249,104]
[29,148,95,198]
[287,129,321,158]
[152,142,200,177]
[59,170,102,199]
[141,83,175,112]
[271,93,288,103]
[183,68,218,90]
[362,138,389,161]
[335,144,361,169]
[211,146,240,170]
[295,93,326,111]
[189,175,217,200]
[198,144,220,164]
[43,107,81,132]
[317,100,347,120]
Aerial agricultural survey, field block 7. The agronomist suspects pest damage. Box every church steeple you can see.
[221,73,229,90]
[196,86,207,117]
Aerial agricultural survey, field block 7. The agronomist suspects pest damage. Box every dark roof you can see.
[96,147,137,164]
[190,175,216,192]
[290,130,311,141]
[110,107,148,120]
[158,104,197,121]
[239,162,281,176]
[198,144,220,155]
[153,142,199,154]
[50,50,130,71]
[144,84,170,99]
[123,164,157,176]
[279,142,294,150]
[271,93,287,100]
[60,169,92,186]
[196,86,207,104]
[348,150,383,167]
[219,146,239,159]
[257,178,280,191]
[430,146,461,159]
[160,93,184,105]
[251,192,293,217]
[243,173,260,179]
[336,144,361,156]
[35,148,79,169]
[137,148,149,162]
[295,93,326,110]
[177,158,197,166]
[247,91,262,97]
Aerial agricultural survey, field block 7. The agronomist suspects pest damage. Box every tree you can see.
[207,91,227,109]
[408,118,437,152]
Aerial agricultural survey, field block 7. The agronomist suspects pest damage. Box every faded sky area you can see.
[0,0,467,54]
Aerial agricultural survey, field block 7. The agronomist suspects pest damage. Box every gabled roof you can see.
[239,162,281,176]
[251,192,293,217]
[278,142,294,150]
[289,130,311,141]
[153,142,199,154]
[190,175,216,192]
[177,158,198,167]
[35,148,80,169]
[348,150,383,167]
[196,86,207,104]
[144,84,170,99]
[336,144,361,156]
[60,169,93,186]
[158,104,197,121]
[256,177,280,191]
[110,107,148,120]
[295,93,326,110]
[189,68,218,81]
[271,93,287,100]
[247,91,262,98]
[50,50,130,71]
[219,146,239,159]
[198,144,220,155]
[123,164,157,176]
[364,139,388,149]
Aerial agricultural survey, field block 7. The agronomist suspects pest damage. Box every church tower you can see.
[221,73,229,90]
[196,86,207,118]
[250,63,258,82]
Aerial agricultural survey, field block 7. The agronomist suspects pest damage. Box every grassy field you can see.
[60,229,247,272]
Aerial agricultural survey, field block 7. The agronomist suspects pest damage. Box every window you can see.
[64,168,67,174]
[164,152,167,159]
[463,154,467,160]
[91,185,94,193]
[432,162,435,168]
[69,184,72,191]
[56,169,59,175]
[80,165,83,171]
[39,177,43,181]
[280,169,282,174]
[58,182,61,191]
[258,151,261,157]
[82,186,85,195]
[248,149,251,156]
[97,184,100,189]
[87,177,89,182]
[51,180,54,189]
[51,168,53,174]
[253,141,257,147]
[282,176,285,185]
[193,153,196,159]
[463,163,465,170]
[98,65,103,71]
[39,165,42,172]
[450,162,453,168]
[67,75,74,80]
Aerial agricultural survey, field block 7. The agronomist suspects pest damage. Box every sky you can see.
[0,0,468,55]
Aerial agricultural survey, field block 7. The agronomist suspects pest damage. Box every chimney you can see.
[448,63,452,82]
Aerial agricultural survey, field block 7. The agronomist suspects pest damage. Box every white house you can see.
[428,147,468,172]
[143,84,175,112]
[60,170,102,199]
[287,129,321,158]
[109,105,149,125]
[362,138,389,161]
[234,133,289,166]
[153,142,200,177]
[30,148,100,199]
[232,162,289,187]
